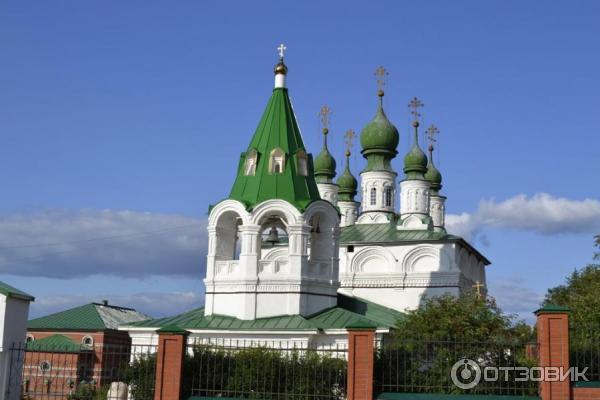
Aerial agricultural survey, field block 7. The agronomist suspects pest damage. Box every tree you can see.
[544,264,600,340]
[374,292,536,396]
[594,234,599,260]
[393,291,532,343]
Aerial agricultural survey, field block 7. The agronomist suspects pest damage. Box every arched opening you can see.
[295,150,308,176]
[307,209,337,264]
[244,148,258,176]
[269,148,285,174]
[214,211,243,262]
[256,213,290,274]
[370,187,377,206]
[384,186,393,207]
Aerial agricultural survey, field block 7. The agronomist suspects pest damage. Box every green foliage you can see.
[66,383,108,400]
[373,292,537,396]
[544,264,600,340]
[121,353,156,400]
[182,345,346,399]
[393,291,533,343]
[594,234,599,260]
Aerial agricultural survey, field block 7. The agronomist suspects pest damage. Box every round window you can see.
[39,361,51,372]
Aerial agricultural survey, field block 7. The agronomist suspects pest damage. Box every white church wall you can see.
[338,241,486,312]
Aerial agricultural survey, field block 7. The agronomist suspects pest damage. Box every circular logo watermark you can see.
[451,358,481,389]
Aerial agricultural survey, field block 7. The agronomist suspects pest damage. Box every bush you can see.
[182,344,346,399]
[121,353,156,400]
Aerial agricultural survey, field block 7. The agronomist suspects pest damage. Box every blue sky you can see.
[1,1,599,323]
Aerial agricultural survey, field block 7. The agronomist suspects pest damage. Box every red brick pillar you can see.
[347,324,376,400]
[153,325,189,400]
[535,305,570,400]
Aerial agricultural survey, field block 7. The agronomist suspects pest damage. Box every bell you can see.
[264,227,279,245]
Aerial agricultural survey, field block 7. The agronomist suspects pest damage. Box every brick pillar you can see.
[535,304,570,400]
[347,324,376,400]
[153,325,189,400]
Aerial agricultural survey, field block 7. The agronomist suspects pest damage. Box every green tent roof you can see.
[228,88,321,211]
[28,302,149,331]
[123,294,404,331]
[26,334,91,353]
[0,281,34,301]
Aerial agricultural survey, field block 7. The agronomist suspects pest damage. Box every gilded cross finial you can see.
[344,129,355,156]
[374,66,388,96]
[408,97,424,122]
[318,105,332,133]
[426,124,440,152]
[472,280,485,300]
[277,43,287,60]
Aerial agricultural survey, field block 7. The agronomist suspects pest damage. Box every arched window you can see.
[370,188,377,205]
[82,336,94,346]
[26,334,35,343]
[295,150,308,176]
[244,149,258,176]
[384,187,393,207]
[269,148,285,174]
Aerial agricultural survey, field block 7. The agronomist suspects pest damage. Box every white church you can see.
[122,47,489,346]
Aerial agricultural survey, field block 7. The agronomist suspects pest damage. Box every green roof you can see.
[340,223,453,244]
[0,281,34,301]
[28,302,149,331]
[26,334,91,353]
[340,223,490,265]
[360,95,399,173]
[227,87,321,211]
[124,294,404,331]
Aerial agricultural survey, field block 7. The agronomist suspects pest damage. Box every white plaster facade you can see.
[0,289,32,400]
[317,183,339,206]
[338,241,487,312]
[430,194,446,232]
[356,170,397,224]
[338,201,359,227]
[204,198,340,320]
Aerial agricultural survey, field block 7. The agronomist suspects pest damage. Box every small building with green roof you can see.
[23,301,149,392]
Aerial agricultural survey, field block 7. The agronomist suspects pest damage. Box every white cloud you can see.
[0,209,207,279]
[488,279,544,324]
[447,193,600,242]
[30,291,203,319]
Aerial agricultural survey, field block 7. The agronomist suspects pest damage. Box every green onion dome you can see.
[425,144,442,193]
[360,94,399,156]
[314,128,337,183]
[403,121,428,179]
[337,151,358,201]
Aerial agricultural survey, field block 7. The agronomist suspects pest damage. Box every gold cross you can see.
[277,43,287,60]
[318,105,332,130]
[374,66,388,92]
[472,281,485,299]
[426,124,440,147]
[408,97,424,121]
[344,129,355,155]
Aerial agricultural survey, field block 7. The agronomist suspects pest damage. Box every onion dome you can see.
[337,150,358,201]
[360,92,399,172]
[360,94,399,154]
[314,128,337,183]
[403,120,428,179]
[425,144,443,193]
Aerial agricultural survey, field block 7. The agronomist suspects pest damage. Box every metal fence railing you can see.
[570,327,600,383]
[374,337,539,397]
[183,338,348,400]
[7,341,157,400]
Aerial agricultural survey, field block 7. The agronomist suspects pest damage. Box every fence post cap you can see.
[534,304,570,315]
[156,324,190,335]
